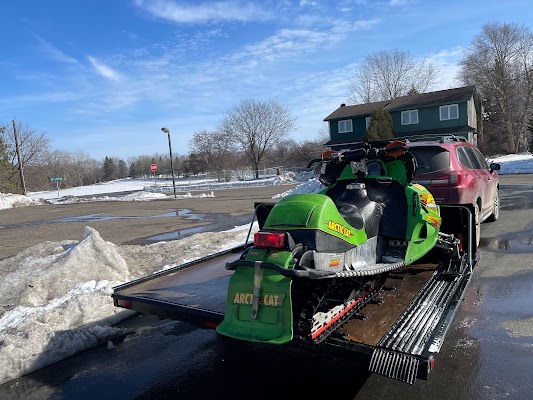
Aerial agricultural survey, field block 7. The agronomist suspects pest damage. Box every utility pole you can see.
[12,119,27,195]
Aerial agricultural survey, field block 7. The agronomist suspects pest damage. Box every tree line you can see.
[1,21,532,195]
[0,117,327,194]
[349,21,533,155]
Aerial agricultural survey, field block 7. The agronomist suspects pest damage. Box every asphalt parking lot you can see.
[0,184,296,260]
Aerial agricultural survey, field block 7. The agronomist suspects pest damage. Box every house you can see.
[323,85,482,150]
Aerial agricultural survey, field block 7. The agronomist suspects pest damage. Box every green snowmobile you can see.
[217,139,459,345]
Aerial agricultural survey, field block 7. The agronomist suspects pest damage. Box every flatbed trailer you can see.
[112,205,476,385]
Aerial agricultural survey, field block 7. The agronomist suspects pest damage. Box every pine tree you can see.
[117,159,128,178]
[102,156,117,181]
[366,108,394,140]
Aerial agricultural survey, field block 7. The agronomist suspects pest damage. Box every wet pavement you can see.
[0,185,294,260]
[1,176,533,399]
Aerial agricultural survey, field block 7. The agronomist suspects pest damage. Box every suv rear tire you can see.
[486,190,499,222]
[474,202,481,249]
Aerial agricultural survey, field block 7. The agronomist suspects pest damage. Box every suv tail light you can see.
[430,171,465,187]
[254,232,286,248]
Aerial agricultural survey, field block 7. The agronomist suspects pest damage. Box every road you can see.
[0,185,295,260]
[0,175,532,400]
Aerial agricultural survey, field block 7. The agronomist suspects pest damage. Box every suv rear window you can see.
[409,146,450,173]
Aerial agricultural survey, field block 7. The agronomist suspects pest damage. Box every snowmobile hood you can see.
[264,193,368,246]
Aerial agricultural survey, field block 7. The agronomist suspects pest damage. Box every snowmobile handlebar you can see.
[307,141,408,169]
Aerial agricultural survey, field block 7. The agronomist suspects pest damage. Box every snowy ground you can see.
[0,154,531,385]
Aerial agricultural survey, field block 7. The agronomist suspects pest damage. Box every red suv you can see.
[407,136,500,246]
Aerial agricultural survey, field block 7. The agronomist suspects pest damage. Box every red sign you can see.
[151,163,157,172]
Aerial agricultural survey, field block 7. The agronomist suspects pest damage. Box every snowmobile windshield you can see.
[314,162,348,187]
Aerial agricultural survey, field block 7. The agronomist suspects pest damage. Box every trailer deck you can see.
[112,240,472,384]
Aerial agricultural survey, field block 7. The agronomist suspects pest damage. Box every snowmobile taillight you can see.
[116,299,132,309]
[254,232,286,248]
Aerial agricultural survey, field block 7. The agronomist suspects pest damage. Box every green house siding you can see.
[324,86,480,149]
[329,102,470,148]
[391,102,470,135]
[328,116,369,147]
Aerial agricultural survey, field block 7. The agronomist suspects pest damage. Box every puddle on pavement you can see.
[48,209,205,223]
[5,206,251,244]
[463,271,533,395]
[3,209,206,227]
[500,193,533,210]
[145,212,254,242]
[479,229,533,254]
[146,225,210,241]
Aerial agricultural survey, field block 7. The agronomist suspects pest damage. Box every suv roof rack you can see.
[394,134,467,143]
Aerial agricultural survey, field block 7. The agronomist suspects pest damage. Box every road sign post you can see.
[50,177,63,198]
[151,164,157,187]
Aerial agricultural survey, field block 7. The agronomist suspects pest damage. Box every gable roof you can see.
[324,85,477,121]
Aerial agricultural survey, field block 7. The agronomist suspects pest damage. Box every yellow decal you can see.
[329,259,341,267]
[425,214,442,228]
[327,221,353,237]
[232,293,283,307]
[419,192,438,213]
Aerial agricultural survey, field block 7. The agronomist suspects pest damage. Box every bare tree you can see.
[459,21,533,154]
[2,121,51,166]
[189,129,237,180]
[219,98,298,179]
[348,49,439,104]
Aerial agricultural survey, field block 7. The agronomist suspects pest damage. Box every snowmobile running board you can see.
[111,204,476,385]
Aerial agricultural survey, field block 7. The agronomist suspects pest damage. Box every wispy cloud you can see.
[388,0,411,5]
[88,56,120,81]
[35,37,78,64]
[299,0,319,7]
[424,47,465,89]
[219,19,380,65]
[134,0,273,23]
[332,18,381,34]
[0,91,82,106]
[68,15,382,116]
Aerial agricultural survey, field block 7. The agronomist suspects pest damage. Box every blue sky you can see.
[1,0,532,161]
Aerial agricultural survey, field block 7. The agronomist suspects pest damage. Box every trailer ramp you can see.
[368,254,471,384]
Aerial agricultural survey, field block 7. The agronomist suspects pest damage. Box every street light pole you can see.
[161,127,177,198]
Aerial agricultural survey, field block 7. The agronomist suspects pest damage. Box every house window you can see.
[440,104,459,120]
[338,119,353,133]
[365,117,372,130]
[401,110,419,125]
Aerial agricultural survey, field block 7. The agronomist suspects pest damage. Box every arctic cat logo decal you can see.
[327,221,353,237]
[232,293,283,307]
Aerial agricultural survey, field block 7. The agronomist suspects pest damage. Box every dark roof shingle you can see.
[324,85,476,121]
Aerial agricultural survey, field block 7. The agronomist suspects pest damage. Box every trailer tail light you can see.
[116,299,132,309]
[431,171,465,187]
[254,232,286,248]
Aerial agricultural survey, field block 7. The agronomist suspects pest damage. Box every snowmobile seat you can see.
[364,179,407,239]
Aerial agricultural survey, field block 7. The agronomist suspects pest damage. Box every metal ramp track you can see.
[368,263,465,383]
[369,349,419,384]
